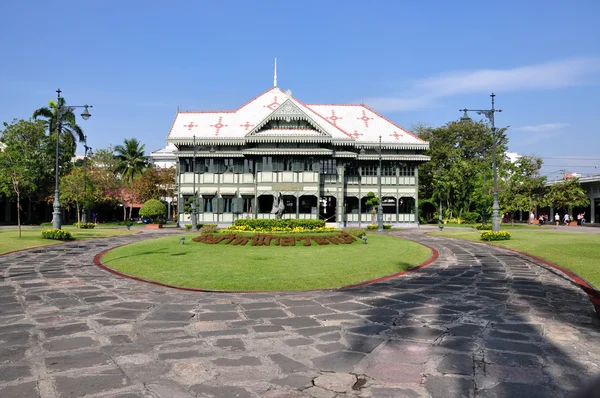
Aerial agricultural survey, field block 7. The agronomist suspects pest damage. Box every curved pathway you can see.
[1,230,599,398]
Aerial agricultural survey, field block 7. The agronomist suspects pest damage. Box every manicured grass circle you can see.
[100,233,432,291]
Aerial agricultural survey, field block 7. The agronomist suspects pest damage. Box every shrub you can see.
[40,222,53,227]
[41,229,73,240]
[475,224,492,230]
[139,199,167,223]
[463,212,481,224]
[199,225,218,234]
[73,222,95,229]
[480,231,511,241]
[342,227,366,238]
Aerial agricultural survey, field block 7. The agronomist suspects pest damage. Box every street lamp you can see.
[190,134,198,232]
[81,136,92,223]
[460,93,502,231]
[377,135,384,232]
[52,88,93,229]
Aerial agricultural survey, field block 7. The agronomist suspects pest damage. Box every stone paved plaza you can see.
[1,228,600,397]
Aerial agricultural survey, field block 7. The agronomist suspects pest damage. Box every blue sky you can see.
[1,0,599,179]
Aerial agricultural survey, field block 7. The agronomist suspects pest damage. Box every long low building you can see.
[167,86,430,227]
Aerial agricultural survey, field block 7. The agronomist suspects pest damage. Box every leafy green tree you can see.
[502,155,546,224]
[133,167,176,204]
[544,178,590,216]
[114,139,148,220]
[0,119,51,237]
[417,121,509,222]
[59,167,95,227]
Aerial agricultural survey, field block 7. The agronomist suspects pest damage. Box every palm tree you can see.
[33,97,85,145]
[114,138,147,220]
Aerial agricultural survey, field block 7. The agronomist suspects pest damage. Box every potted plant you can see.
[139,199,167,229]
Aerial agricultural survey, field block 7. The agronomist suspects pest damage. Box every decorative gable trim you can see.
[246,98,330,138]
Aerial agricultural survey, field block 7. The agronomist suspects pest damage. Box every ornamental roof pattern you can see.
[167,87,425,146]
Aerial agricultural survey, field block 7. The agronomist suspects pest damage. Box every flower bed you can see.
[41,229,73,240]
[480,230,511,241]
[230,219,326,232]
[192,232,357,246]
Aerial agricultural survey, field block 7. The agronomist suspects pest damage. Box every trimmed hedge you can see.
[475,224,492,230]
[480,231,511,241]
[185,223,217,230]
[232,219,325,231]
[41,229,73,240]
[73,222,95,229]
[366,224,392,230]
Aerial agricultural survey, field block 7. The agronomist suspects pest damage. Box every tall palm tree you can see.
[114,138,147,220]
[33,98,85,145]
[33,97,86,202]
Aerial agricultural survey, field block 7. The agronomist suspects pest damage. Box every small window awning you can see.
[199,188,217,196]
[219,188,238,196]
[238,187,255,196]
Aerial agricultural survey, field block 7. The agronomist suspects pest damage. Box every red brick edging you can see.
[503,247,600,317]
[92,242,439,294]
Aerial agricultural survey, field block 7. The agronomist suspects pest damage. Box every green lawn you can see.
[101,234,433,291]
[432,229,600,288]
[0,227,136,254]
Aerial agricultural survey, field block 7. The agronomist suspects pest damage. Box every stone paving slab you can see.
[0,230,599,397]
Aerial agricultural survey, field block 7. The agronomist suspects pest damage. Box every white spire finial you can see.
[274,58,278,87]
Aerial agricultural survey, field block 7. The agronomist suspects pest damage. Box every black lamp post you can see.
[190,134,198,232]
[81,137,92,223]
[460,93,502,232]
[52,88,92,229]
[377,135,383,232]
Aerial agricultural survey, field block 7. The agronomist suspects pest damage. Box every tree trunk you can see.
[76,201,80,228]
[123,205,127,221]
[16,191,21,238]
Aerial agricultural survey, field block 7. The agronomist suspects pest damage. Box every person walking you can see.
[555,212,560,226]
[563,213,570,226]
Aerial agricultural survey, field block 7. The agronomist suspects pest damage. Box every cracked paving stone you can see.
[0,381,39,398]
[313,372,356,393]
[425,375,475,398]
[41,323,90,338]
[45,351,113,372]
[311,351,365,372]
[215,338,245,351]
[477,381,560,398]
[449,324,484,337]
[0,365,32,382]
[344,334,384,353]
[43,336,96,352]
[437,353,473,375]
[268,353,309,372]
[54,373,131,398]
[390,326,446,341]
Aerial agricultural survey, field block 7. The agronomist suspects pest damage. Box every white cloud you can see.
[364,56,600,112]
[515,123,569,132]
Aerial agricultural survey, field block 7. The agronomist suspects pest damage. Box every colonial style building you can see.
[167,86,430,227]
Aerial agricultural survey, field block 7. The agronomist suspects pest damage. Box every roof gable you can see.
[247,98,330,138]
